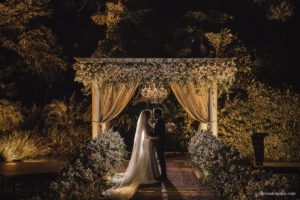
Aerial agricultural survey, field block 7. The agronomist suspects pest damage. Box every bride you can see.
[105,110,160,199]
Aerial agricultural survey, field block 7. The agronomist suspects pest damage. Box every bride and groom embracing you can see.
[106,108,167,199]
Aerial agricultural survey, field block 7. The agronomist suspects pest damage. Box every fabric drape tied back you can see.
[100,83,138,127]
[92,82,138,138]
[170,82,209,130]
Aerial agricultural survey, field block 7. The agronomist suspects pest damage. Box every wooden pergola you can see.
[73,58,236,138]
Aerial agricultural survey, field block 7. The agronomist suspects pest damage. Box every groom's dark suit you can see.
[153,118,167,179]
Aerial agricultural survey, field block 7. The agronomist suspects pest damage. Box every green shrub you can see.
[188,131,295,199]
[48,129,127,199]
[0,99,24,132]
[42,93,91,156]
[0,129,50,161]
[219,82,300,161]
[46,124,91,157]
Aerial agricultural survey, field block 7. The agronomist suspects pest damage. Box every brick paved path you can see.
[122,153,213,200]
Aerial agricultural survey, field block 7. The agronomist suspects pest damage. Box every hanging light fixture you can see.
[141,83,168,104]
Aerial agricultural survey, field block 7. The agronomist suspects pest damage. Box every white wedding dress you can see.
[105,110,160,200]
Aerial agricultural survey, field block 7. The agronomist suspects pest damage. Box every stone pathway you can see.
[122,153,213,200]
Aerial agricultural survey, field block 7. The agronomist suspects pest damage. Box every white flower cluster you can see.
[73,58,237,95]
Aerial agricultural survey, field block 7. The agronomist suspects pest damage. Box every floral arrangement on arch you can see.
[73,58,237,95]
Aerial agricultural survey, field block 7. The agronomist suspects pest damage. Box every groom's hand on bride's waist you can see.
[150,136,159,140]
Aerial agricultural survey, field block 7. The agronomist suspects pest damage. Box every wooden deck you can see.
[0,159,67,178]
[263,161,300,168]
[0,159,67,199]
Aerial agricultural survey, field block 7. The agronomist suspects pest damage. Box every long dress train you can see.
[105,110,160,200]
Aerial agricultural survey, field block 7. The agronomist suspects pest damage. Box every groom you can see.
[152,107,167,181]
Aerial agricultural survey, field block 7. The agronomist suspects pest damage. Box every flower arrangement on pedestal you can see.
[188,131,296,199]
[49,129,127,199]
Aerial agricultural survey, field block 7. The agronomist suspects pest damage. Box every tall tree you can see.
[90,0,236,58]
[0,0,66,100]
[253,0,295,22]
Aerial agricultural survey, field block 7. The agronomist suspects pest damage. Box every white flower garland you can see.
[73,58,237,95]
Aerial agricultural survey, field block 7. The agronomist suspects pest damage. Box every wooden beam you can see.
[92,81,100,139]
[209,81,218,137]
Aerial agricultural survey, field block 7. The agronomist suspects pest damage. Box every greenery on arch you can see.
[73,57,237,95]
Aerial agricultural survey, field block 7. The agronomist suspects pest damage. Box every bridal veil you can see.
[106,110,159,200]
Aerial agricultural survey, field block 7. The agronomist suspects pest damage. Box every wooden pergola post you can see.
[92,80,100,139]
[209,81,218,137]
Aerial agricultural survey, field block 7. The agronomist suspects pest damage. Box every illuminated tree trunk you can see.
[209,81,218,137]
[92,81,100,139]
